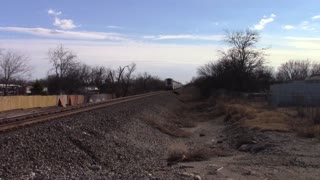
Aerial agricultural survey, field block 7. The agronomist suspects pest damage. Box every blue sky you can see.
[0,0,320,82]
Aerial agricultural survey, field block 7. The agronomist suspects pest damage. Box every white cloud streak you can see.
[143,34,223,41]
[106,25,124,29]
[282,25,295,30]
[48,9,62,16]
[285,36,320,41]
[253,14,276,30]
[312,15,320,20]
[0,27,126,41]
[282,21,318,31]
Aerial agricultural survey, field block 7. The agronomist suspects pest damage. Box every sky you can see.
[0,0,319,83]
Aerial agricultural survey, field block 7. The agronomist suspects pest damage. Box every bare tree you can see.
[139,72,152,91]
[106,65,127,97]
[222,29,265,73]
[0,50,30,95]
[48,45,78,94]
[196,29,270,93]
[311,63,320,76]
[48,45,78,79]
[106,63,137,97]
[78,63,92,87]
[276,60,320,81]
[106,68,117,98]
[133,72,164,93]
[197,62,216,77]
[90,66,107,92]
[122,63,136,96]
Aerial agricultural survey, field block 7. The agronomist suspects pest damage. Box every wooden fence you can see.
[0,96,58,112]
[0,94,114,112]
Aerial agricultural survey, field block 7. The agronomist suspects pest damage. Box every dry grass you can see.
[218,98,292,132]
[291,117,320,138]
[167,143,211,164]
[245,111,291,132]
[215,97,320,137]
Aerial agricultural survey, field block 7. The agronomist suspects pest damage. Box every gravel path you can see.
[0,93,190,180]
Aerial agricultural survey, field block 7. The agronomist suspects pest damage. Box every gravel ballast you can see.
[0,93,190,179]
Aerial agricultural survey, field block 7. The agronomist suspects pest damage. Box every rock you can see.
[179,172,201,180]
[239,143,269,153]
[179,172,195,177]
[194,175,202,180]
[207,164,223,175]
[239,144,252,152]
[250,143,268,153]
[89,165,101,171]
[30,172,36,178]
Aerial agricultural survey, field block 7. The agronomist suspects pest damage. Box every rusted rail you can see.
[0,91,165,132]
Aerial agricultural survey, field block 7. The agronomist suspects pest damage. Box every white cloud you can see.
[106,25,124,29]
[143,34,223,41]
[281,21,318,31]
[0,27,126,41]
[54,17,77,30]
[48,9,62,16]
[282,25,295,30]
[253,14,276,30]
[48,9,77,30]
[300,21,317,31]
[312,15,320,20]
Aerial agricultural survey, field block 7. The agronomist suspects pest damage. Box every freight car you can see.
[165,78,182,90]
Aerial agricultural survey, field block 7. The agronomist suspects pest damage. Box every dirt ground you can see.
[1,89,320,179]
[170,89,320,180]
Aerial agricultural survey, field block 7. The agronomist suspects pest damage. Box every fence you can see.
[270,81,320,107]
[0,94,113,112]
[0,96,58,112]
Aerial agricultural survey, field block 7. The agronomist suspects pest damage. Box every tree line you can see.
[0,45,165,96]
[194,29,320,96]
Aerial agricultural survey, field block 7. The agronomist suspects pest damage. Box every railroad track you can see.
[0,91,165,132]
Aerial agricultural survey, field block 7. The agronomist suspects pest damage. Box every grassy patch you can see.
[293,120,320,138]
[221,101,291,132]
[214,97,320,138]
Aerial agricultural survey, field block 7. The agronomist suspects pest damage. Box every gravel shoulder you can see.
[0,93,190,180]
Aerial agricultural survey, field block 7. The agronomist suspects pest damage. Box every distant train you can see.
[165,78,183,90]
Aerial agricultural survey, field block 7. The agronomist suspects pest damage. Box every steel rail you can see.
[0,92,160,125]
[0,91,165,132]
